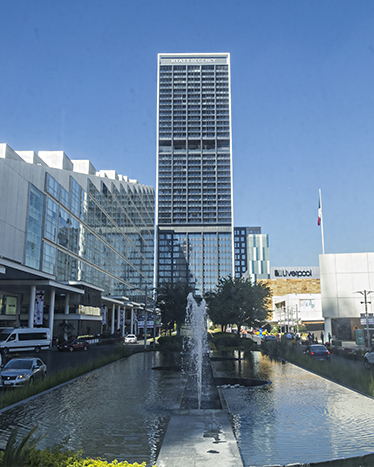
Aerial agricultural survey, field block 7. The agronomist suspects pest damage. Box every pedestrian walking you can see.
[321,331,324,344]
[328,332,331,344]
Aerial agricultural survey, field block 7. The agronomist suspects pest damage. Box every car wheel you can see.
[69,347,74,352]
[364,359,371,370]
[35,346,41,353]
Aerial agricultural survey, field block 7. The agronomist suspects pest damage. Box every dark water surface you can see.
[0,352,185,466]
[1,350,374,466]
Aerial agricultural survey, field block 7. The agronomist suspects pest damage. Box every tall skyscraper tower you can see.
[155,53,234,296]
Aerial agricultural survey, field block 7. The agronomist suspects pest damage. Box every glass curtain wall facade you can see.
[234,227,270,283]
[26,172,154,303]
[234,226,262,278]
[156,53,234,296]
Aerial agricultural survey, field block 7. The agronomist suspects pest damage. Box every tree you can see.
[207,276,272,334]
[157,281,194,335]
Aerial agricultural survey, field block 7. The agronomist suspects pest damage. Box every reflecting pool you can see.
[212,351,374,466]
[1,350,374,466]
[0,352,185,466]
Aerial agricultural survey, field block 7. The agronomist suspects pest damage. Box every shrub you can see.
[209,332,256,351]
[0,426,151,467]
[261,339,288,361]
[210,332,239,348]
[0,425,43,466]
[157,335,184,352]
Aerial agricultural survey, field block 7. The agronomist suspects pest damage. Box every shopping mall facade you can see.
[320,252,374,341]
[0,143,155,341]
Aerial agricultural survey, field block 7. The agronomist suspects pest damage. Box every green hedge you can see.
[157,335,184,351]
[0,426,154,467]
[209,332,256,350]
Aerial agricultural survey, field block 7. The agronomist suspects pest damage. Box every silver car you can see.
[0,357,47,387]
[364,348,374,369]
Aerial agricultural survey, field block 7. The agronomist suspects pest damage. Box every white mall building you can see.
[320,252,374,341]
[0,143,155,340]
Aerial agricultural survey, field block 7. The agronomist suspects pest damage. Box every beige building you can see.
[266,278,320,296]
[260,267,323,331]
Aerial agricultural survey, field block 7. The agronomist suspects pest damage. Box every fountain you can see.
[182,292,208,409]
[3,317,374,465]
[179,293,269,410]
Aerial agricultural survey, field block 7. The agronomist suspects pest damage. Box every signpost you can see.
[356,290,373,347]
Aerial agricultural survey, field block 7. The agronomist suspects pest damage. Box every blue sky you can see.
[1,0,373,267]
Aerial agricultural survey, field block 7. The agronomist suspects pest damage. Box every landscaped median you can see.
[0,343,133,411]
[261,338,374,397]
[0,424,155,467]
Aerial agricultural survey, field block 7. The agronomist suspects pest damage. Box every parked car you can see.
[57,337,89,352]
[305,344,330,361]
[364,348,374,369]
[124,334,137,344]
[262,335,277,342]
[0,357,47,387]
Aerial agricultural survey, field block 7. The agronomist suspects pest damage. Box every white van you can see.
[0,328,52,354]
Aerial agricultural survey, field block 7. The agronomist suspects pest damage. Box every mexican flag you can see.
[318,191,322,226]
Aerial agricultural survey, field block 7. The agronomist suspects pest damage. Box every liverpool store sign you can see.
[270,266,320,280]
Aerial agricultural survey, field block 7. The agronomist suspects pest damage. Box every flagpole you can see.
[319,189,325,254]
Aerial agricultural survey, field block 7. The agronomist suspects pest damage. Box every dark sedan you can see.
[57,337,89,352]
[305,344,330,361]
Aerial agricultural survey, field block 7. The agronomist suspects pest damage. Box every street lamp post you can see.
[152,289,157,350]
[144,286,158,351]
[144,285,148,351]
[356,290,373,348]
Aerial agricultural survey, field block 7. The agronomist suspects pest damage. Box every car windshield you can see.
[0,332,11,342]
[5,360,33,370]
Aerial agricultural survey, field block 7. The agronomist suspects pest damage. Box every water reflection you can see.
[0,352,186,466]
[2,350,374,466]
[212,351,374,466]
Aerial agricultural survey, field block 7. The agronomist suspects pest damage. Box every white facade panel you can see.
[320,253,374,319]
[273,293,323,324]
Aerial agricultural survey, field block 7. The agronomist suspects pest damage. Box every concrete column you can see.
[28,285,36,328]
[111,304,115,334]
[130,309,134,334]
[48,289,55,339]
[117,305,121,333]
[324,317,332,341]
[65,294,70,314]
[16,296,21,327]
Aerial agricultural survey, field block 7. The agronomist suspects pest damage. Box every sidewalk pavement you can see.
[340,340,369,351]
[156,409,243,467]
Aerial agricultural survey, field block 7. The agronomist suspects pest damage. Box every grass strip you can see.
[0,344,133,410]
[277,345,374,397]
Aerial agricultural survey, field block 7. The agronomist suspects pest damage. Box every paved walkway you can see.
[156,409,243,467]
